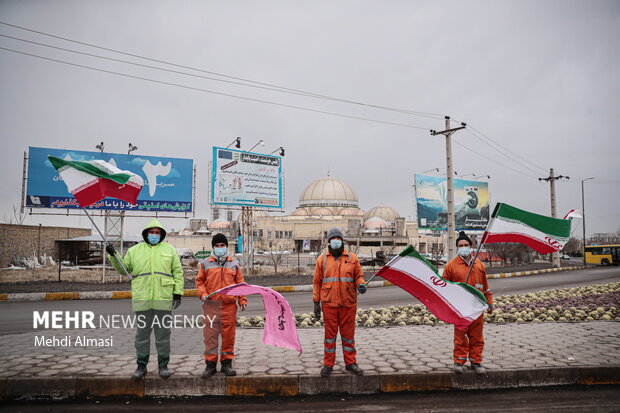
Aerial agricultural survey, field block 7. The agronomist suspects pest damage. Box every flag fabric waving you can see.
[482,203,571,254]
[212,282,302,354]
[48,156,144,207]
[563,209,583,220]
[375,246,488,329]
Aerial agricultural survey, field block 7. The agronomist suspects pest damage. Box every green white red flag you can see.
[482,202,571,254]
[376,246,488,328]
[48,156,144,207]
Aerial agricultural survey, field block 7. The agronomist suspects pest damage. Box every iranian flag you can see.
[376,246,487,328]
[482,202,571,254]
[48,156,144,207]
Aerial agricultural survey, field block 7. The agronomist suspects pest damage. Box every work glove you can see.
[173,294,182,309]
[313,302,322,320]
[357,284,367,294]
[105,244,116,256]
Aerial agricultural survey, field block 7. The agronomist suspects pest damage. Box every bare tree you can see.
[1,205,27,225]
[266,242,286,274]
[562,237,581,255]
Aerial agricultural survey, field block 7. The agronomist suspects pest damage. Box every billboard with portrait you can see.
[211,147,283,208]
[415,174,490,230]
[25,146,193,212]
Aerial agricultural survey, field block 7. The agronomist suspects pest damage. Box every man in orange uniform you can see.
[442,231,493,374]
[196,233,247,378]
[313,227,366,377]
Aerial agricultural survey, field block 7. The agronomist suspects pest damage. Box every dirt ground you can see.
[0,261,576,294]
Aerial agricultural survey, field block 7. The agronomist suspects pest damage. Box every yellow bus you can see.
[585,244,620,265]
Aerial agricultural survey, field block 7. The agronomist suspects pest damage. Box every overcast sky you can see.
[1,0,619,238]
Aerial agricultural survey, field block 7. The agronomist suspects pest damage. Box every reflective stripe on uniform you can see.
[342,346,355,352]
[455,356,468,361]
[155,271,173,278]
[323,277,354,283]
[204,347,218,355]
[342,337,354,344]
[324,337,336,344]
[324,348,336,353]
[221,351,234,355]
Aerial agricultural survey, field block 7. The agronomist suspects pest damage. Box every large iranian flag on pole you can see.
[482,203,571,254]
[376,246,488,328]
[48,156,144,207]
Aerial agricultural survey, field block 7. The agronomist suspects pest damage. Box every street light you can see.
[269,147,285,156]
[128,143,138,155]
[226,137,241,149]
[249,139,265,152]
[95,141,104,153]
[581,177,594,266]
[422,168,440,174]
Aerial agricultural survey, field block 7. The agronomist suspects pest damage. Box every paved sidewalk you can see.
[1,321,618,378]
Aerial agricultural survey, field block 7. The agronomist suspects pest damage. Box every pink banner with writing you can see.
[214,282,302,354]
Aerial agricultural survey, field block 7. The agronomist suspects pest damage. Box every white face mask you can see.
[458,246,472,257]
[330,239,343,250]
[213,247,227,257]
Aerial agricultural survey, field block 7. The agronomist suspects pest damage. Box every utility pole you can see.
[431,116,466,261]
[538,168,569,267]
[581,177,594,266]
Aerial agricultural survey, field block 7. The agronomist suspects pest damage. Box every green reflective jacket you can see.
[109,219,184,312]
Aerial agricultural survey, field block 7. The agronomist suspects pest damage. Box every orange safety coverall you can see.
[196,255,247,362]
[442,256,493,365]
[313,250,365,367]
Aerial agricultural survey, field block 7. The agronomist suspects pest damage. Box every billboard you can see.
[25,147,193,212]
[415,174,490,230]
[211,147,283,209]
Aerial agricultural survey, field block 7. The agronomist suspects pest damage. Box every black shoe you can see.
[202,361,217,379]
[158,366,173,378]
[320,365,333,377]
[345,363,363,376]
[220,359,237,377]
[131,363,147,380]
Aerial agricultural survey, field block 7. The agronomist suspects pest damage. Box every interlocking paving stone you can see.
[0,321,617,378]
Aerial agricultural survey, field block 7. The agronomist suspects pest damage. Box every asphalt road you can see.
[2,385,619,412]
[1,267,618,335]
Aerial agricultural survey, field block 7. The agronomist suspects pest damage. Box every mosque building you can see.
[167,175,448,259]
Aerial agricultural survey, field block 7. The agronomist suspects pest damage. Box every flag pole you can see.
[81,207,130,278]
[464,220,492,285]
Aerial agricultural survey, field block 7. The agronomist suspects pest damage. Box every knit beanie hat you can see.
[326,227,344,241]
[456,231,472,246]
[212,233,228,247]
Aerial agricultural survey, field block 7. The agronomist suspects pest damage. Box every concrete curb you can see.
[0,365,617,400]
[0,266,587,302]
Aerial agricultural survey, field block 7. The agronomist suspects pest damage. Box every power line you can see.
[452,139,539,179]
[0,46,432,131]
[451,117,548,173]
[461,128,545,175]
[0,20,445,120]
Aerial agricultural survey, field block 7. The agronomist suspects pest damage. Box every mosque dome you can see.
[311,207,336,216]
[364,204,400,223]
[291,208,309,216]
[209,218,231,229]
[363,216,388,229]
[299,176,359,209]
[338,207,360,216]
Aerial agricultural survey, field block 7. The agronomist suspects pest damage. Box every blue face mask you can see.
[213,247,227,257]
[147,234,161,245]
[458,246,471,257]
[330,239,343,250]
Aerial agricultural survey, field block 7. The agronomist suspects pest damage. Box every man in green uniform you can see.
[107,219,184,379]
